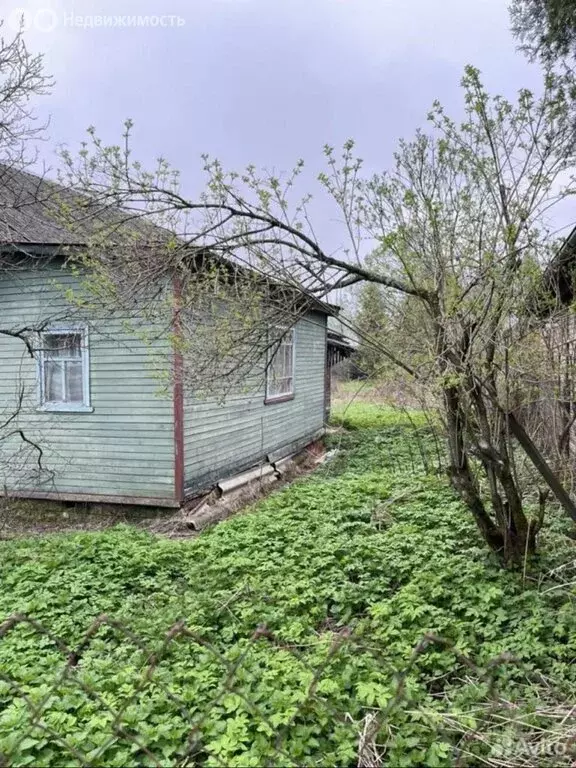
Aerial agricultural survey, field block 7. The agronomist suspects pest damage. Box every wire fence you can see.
[1,612,574,767]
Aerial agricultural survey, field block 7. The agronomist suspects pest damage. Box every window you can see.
[38,328,92,412]
[266,327,295,402]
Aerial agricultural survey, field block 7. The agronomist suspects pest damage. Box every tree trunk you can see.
[444,379,539,564]
[432,310,534,564]
[507,412,576,525]
[443,384,505,554]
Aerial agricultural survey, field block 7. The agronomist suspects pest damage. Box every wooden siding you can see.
[0,263,176,504]
[183,311,327,492]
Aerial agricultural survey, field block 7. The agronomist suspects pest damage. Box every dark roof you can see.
[0,164,78,246]
[543,224,576,307]
[0,164,162,248]
[327,330,355,355]
[527,224,576,317]
[0,164,339,318]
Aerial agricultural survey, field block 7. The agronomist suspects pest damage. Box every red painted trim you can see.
[4,490,180,508]
[173,276,185,504]
[323,319,330,421]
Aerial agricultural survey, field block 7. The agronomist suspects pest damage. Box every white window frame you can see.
[265,326,295,402]
[37,325,93,413]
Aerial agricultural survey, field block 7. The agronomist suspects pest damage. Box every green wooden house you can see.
[0,166,336,507]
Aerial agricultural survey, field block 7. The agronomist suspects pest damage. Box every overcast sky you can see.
[8,0,537,171]
[4,0,541,255]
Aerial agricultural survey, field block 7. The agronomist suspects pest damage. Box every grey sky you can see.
[4,0,540,251]
[8,1,535,167]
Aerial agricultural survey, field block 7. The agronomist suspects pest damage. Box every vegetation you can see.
[0,18,54,485]
[353,284,390,378]
[2,11,576,765]
[62,62,576,564]
[511,0,576,63]
[1,405,576,766]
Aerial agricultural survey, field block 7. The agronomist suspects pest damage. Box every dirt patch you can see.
[0,498,169,540]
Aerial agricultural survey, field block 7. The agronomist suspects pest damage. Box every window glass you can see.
[40,330,88,407]
[267,328,294,399]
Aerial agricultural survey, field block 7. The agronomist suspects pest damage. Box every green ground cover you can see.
[1,404,575,766]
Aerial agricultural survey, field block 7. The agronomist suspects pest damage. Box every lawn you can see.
[1,404,576,766]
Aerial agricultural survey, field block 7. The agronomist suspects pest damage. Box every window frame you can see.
[37,325,93,413]
[265,326,296,404]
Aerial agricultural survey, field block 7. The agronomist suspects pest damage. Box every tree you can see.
[0,18,51,166]
[354,283,390,378]
[511,0,576,63]
[0,17,53,495]
[354,282,434,394]
[61,66,576,564]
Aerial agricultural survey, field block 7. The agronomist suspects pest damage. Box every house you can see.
[0,166,337,507]
[325,327,356,417]
[515,225,576,460]
[541,225,576,308]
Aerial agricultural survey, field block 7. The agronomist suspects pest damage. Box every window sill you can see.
[37,404,94,414]
[264,394,295,405]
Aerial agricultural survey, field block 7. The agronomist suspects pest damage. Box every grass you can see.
[1,403,576,766]
[331,400,432,430]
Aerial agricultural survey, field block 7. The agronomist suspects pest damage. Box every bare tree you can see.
[0,17,53,501]
[0,17,51,167]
